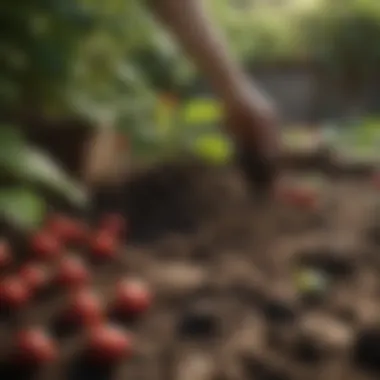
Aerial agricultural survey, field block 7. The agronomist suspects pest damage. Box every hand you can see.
[223,86,281,195]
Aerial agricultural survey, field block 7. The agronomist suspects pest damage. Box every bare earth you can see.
[1,160,380,380]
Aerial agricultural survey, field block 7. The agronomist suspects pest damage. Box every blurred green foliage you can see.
[0,0,184,229]
[1,0,380,229]
[300,0,380,97]
[210,0,309,62]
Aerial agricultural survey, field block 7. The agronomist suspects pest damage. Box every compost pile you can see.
[1,159,380,380]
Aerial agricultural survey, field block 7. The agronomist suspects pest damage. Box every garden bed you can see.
[1,159,380,380]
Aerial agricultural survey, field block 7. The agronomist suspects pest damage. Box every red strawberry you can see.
[19,263,49,293]
[47,214,88,244]
[293,190,317,210]
[99,214,126,237]
[0,239,12,270]
[30,231,61,261]
[55,257,90,289]
[86,323,133,362]
[65,288,104,327]
[14,327,58,364]
[277,187,317,210]
[113,278,152,316]
[90,231,118,260]
[0,276,30,309]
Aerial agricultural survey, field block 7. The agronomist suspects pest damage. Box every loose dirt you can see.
[1,159,380,380]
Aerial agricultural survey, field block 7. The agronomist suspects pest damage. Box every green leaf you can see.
[193,134,232,163]
[0,125,27,178]
[0,187,45,230]
[22,147,89,208]
[0,125,26,155]
[182,98,222,125]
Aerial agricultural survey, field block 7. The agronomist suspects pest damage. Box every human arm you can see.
[148,0,280,191]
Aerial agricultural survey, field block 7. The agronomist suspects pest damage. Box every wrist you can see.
[219,73,270,112]
[216,70,249,105]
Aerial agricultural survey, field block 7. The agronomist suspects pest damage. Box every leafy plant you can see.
[0,125,88,230]
[2,0,379,232]
[300,0,380,113]
[0,0,164,230]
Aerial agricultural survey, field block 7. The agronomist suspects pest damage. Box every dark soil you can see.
[1,159,380,380]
